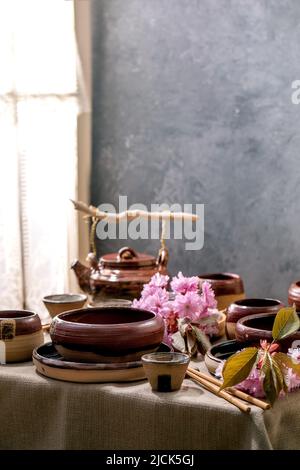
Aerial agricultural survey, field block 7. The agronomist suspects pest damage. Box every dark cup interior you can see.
[58,307,155,325]
[242,313,300,331]
[235,298,280,308]
[199,273,236,281]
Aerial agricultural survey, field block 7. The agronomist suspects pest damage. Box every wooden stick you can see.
[188,367,270,411]
[71,200,199,222]
[186,369,251,414]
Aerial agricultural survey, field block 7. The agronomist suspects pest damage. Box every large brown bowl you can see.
[0,310,43,363]
[198,272,245,311]
[50,307,165,363]
[288,281,300,310]
[226,298,284,339]
[235,312,300,351]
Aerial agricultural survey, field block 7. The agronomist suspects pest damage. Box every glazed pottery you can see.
[198,273,245,311]
[0,310,43,363]
[142,352,190,392]
[235,312,300,351]
[288,281,300,310]
[71,246,168,305]
[33,342,171,383]
[43,293,87,318]
[226,298,284,339]
[50,306,165,363]
[205,340,249,376]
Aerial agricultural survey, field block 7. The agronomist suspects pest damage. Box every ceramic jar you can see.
[50,306,165,363]
[235,312,300,352]
[0,310,43,363]
[198,272,245,311]
[226,298,284,339]
[288,281,300,310]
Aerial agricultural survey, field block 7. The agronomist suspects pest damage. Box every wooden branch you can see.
[71,200,199,222]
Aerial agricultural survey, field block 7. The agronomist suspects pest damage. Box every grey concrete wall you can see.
[91,0,300,303]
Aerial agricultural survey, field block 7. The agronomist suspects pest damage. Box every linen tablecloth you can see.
[0,357,298,450]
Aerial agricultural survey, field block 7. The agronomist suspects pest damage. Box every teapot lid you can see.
[100,246,156,268]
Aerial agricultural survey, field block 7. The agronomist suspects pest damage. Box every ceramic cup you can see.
[0,310,43,363]
[141,352,190,392]
[43,293,87,318]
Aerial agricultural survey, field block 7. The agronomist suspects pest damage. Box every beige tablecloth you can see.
[0,356,299,450]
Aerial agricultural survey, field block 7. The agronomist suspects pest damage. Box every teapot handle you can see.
[157,247,169,271]
[118,246,138,260]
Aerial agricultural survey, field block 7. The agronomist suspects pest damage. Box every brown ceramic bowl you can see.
[288,281,300,310]
[198,273,245,311]
[43,293,87,318]
[235,312,300,351]
[0,310,43,363]
[226,298,284,339]
[50,306,165,363]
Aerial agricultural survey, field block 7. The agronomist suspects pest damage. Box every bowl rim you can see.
[230,297,283,309]
[43,293,87,304]
[141,351,190,364]
[0,310,37,320]
[52,306,159,329]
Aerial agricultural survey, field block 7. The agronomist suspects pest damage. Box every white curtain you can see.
[0,0,79,322]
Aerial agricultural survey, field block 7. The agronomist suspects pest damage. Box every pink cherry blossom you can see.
[200,281,217,310]
[149,273,169,289]
[170,271,199,295]
[173,291,201,320]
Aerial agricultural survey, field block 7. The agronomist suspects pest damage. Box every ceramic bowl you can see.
[142,352,190,392]
[288,281,300,310]
[235,312,300,351]
[50,306,165,363]
[205,340,249,376]
[43,293,87,318]
[226,298,284,339]
[0,310,43,363]
[198,273,245,311]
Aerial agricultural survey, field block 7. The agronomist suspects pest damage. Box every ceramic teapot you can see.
[72,246,168,305]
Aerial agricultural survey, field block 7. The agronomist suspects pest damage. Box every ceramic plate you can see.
[33,342,171,383]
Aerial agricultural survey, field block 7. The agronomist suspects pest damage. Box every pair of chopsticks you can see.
[186,367,270,414]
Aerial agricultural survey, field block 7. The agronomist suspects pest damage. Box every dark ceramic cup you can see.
[235,312,300,352]
[0,310,43,363]
[198,273,245,311]
[50,306,165,363]
[226,298,284,339]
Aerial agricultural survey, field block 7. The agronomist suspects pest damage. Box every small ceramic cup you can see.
[142,352,190,392]
[43,293,87,318]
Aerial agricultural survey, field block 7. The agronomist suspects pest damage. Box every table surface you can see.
[1,350,300,450]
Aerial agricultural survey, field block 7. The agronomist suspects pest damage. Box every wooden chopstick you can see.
[188,367,270,411]
[186,368,251,414]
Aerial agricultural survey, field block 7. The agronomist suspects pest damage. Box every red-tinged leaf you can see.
[220,347,258,390]
[262,353,285,404]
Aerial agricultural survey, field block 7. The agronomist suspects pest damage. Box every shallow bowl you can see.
[50,306,165,363]
[235,312,300,351]
[204,339,249,375]
[43,293,87,318]
[226,297,284,339]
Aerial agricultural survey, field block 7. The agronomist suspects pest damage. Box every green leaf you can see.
[262,353,285,404]
[262,354,278,405]
[191,325,211,354]
[273,352,300,377]
[220,347,258,390]
[272,306,300,341]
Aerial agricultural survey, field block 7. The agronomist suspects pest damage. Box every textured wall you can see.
[91,0,300,303]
